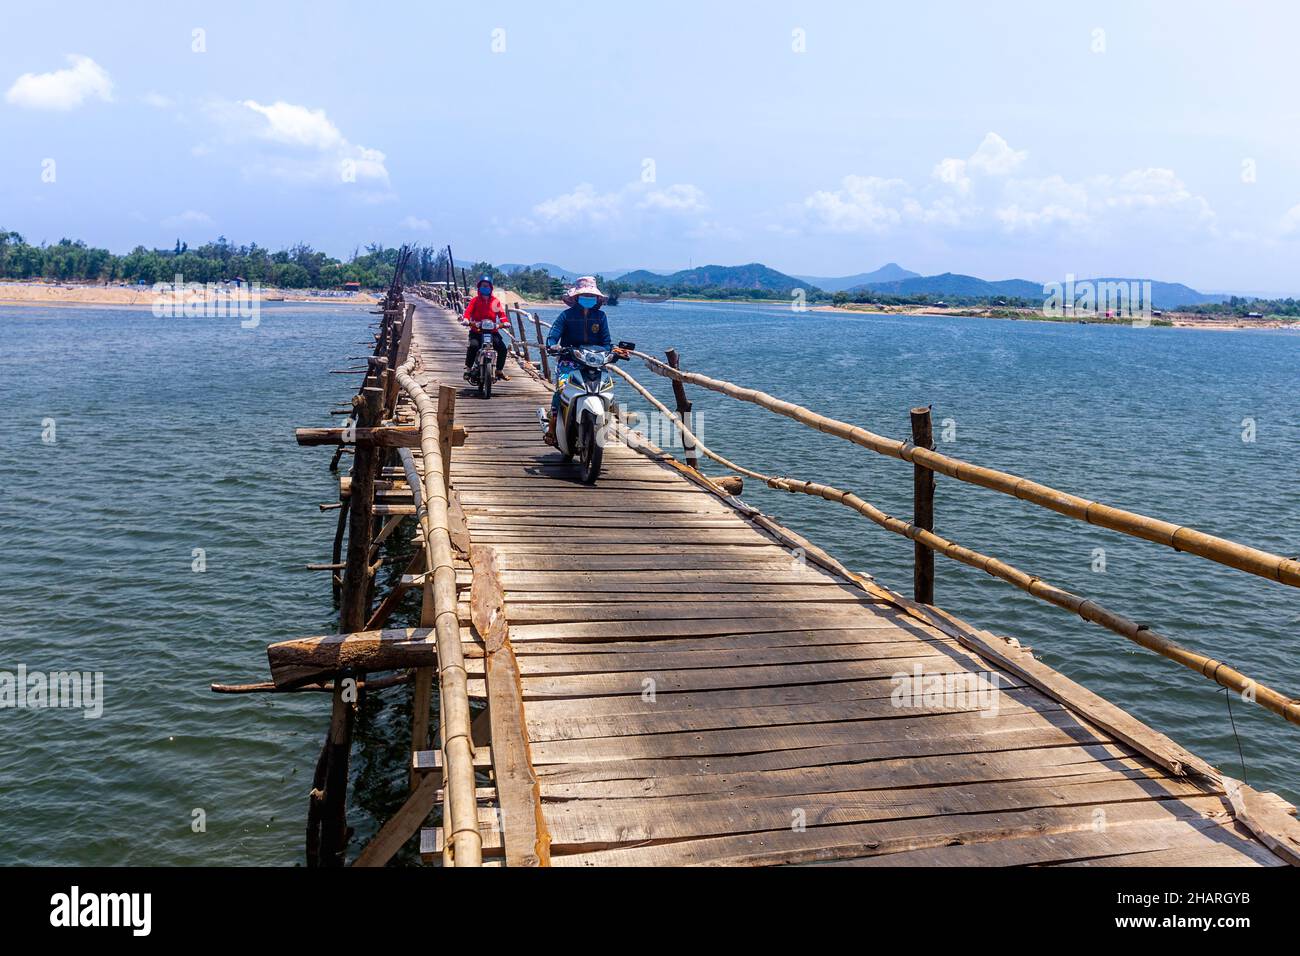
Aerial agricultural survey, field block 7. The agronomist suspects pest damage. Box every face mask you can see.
[577,295,598,309]
[478,287,491,297]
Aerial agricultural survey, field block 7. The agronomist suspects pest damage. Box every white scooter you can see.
[536,342,635,484]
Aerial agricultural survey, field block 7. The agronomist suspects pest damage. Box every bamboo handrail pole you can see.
[611,365,1300,728]
[766,475,1300,726]
[398,447,435,788]
[630,350,1300,589]
[608,366,768,483]
[393,357,482,867]
[532,312,550,381]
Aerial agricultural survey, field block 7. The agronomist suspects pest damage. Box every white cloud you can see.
[638,184,708,213]
[1099,167,1212,218]
[525,179,709,232]
[800,133,1213,239]
[399,215,432,231]
[932,157,971,194]
[196,98,390,188]
[1279,203,1300,236]
[967,132,1027,176]
[142,92,173,109]
[997,168,1212,234]
[532,183,623,227]
[933,132,1025,194]
[995,175,1090,231]
[803,176,907,233]
[242,99,343,150]
[161,210,214,229]
[5,55,113,111]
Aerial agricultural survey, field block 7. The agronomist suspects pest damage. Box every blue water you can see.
[0,304,364,865]
[1,300,1297,865]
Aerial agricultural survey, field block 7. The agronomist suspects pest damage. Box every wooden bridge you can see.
[233,255,1300,867]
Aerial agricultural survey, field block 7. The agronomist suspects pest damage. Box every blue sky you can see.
[4,0,1300,291]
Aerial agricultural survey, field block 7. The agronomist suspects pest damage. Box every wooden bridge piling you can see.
[910,405,935,605]
[664,348,698,470]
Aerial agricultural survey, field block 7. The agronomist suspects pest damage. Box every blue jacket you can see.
[547,306,612,351]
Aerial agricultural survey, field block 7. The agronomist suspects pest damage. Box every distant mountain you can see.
[852,272,1227,309]
[1086,278,1227,309]
[853,272,1042,299]
[499,262,635,283]
[616,262,815,293]
[499,262,582,282]
[793,262,919,292]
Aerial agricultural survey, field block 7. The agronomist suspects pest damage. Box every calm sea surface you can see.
[2,300,1297,864]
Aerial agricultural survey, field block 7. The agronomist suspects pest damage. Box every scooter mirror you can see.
[618,341,636,351]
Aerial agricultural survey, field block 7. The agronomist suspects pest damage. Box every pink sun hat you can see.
[563,275,607,308]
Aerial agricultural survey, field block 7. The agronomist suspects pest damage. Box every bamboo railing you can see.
[630,351,1300,589]
[482,301,1300,731]
[393,355,482,867]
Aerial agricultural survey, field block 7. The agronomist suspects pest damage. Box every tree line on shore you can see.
[0,232,469,290]
[0,230,611,300]
[4,231,1295,317]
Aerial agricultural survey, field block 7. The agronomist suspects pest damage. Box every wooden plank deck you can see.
[404,298,1287,867]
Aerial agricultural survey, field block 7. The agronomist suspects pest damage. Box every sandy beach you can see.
[811,301,1297,331]
[0,280,379,309]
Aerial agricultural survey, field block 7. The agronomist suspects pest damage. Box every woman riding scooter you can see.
[543,276,626,445]
[463,274,509,382]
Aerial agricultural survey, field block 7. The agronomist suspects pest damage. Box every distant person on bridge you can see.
[463,274,510,382]
[543,276,626,446]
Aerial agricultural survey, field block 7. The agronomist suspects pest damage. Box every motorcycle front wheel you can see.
[479,362,492,399]
[578,413,603,484]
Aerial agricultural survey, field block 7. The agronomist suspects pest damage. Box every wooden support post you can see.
[507,315,522,361]
[367,355,388,395]
[910,405,935,605]
[318,676,356,866]
[436,385,456,499]
[664,349,699,470]
[409,663,434,792]
[330,504,348,603]
[314,385,382,865]
[514,312,531,365]
[533,313,550,381]
[339,387,384,632]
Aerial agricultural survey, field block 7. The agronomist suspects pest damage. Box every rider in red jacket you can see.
[463,275,510,381]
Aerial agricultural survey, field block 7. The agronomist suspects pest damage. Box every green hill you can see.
[616,263,817,294]
[852,272,1227,309]
[794,262,919,292]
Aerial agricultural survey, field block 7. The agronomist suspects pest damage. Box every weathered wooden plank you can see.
[509,639,964,676]
[526,707,1110,764]
[509,654,1017,700]
[530,723,1117,786]
[520,673,1027,720]
[526,687,1048,743]
[536,775,1214,849]
[832,818,1273,867]
[503,615,913,643]
[478,600,900,625]
[550,795,1236,867]
[473,546,549,867]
